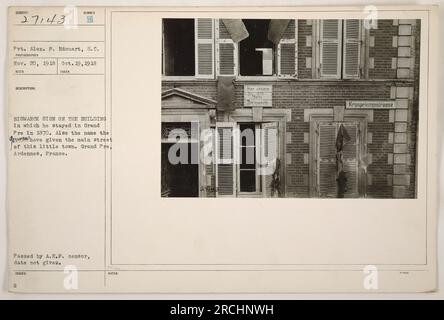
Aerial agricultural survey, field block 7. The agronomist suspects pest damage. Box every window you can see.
[315,121,360,198]
[239,123,259,192]
[217,19,297,78]
[162,19,297,79]
[239,20,275,76]
[307,119,367,198]
[215,123,236,197]
[215,121,281,197]
[316,19,364,79]
[162,19,214,78]
[163,19,195,76]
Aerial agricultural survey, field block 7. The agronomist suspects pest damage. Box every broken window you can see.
[239,19,275,76]
[162,19,195,76]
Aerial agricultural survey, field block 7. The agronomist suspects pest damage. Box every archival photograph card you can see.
[7,5,438,293]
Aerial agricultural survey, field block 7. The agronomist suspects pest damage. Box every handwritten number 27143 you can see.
[20,14,66,25]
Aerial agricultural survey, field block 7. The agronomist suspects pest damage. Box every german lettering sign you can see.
[346,100,396,109]
[244,85,272,107]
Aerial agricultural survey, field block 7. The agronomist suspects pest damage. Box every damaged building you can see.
[161,18,420,198]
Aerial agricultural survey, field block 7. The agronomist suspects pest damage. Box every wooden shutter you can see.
[319,20,342,79]
[343,20,361,79]
[317,122,337,197]
[316,122,360,198]
[195,19,214,78]
[261,122,279,197]
[341,123,359,197]
[215,122,237,197]
[277,20,297,78]
[216,20,237,76]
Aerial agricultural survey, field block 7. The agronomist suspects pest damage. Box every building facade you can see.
[161,18,420,198]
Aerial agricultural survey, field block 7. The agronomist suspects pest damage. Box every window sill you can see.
[162,76,297,82]
[237,192,263,198]
[239,76,278,81]
[162,76,204,81]
[298,78,415,83]
[161,77,414,83]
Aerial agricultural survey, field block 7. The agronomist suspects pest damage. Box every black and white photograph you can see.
[161,18,420,198]
[3,4,439,296]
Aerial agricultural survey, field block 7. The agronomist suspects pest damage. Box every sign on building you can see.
[244,85,273,107]
[346,100,397,109]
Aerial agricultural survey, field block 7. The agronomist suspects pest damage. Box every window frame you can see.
[319,19,343,79]
[162,18,216,80]
[215,122,237,197]
[342,19,363,79]
[277,20,298,79]
[236,19,298,80]
[315,120,360,198]
[162,18,300,81]
[215,18,239,77]
[195,18,215,79]
[237,123,262,195]
[226,108,291,197]
[305,108,371,198]
[162,18,197,79]
[313,19,367,80]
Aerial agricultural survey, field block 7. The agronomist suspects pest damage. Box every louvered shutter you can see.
[261,122,279,197]
[216,20,237,76]
[316,122,360,198]
[195,19,214,78]
[320,20,342,79]
[317,122,337,197]
[343,20,361,79]
[278,20,297,78]
[215,122,237,197]
[341,123,359,197]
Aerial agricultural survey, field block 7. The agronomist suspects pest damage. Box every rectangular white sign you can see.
[244,85,272,107]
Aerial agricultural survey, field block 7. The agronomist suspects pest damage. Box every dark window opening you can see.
[161,142,199,197]
[239,19,275,76]
[163,19,195,76]
[239,123,257,192]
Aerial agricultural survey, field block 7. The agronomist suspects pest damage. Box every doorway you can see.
[161,142,199,197]
[314,121,361,198]
[215,121,281,197]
